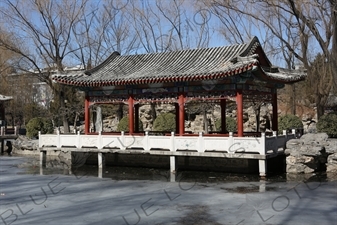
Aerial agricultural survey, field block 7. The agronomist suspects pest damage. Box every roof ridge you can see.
[85,51,120,75]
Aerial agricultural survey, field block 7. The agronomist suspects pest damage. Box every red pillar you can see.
[220,99,226,133]
[134,104,140,133]
[272,91,278,133]
[175,103,179,134]
[178,93,185,135]
[236,89,243,137]
[84,95,90,134]
[128,95,134,134]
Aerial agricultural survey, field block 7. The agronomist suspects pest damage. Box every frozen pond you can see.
[1,156,336,225]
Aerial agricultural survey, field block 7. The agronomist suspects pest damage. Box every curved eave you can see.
[0,95,13,101]
[52,62,258,87]
[255,67,306,84]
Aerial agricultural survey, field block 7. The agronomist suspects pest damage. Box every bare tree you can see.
[127,0,212,53]
[70,0,139,69]
[206,0,337,119]
[0,0,92,132]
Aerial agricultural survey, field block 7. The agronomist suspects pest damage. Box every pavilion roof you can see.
[52,37,306,87]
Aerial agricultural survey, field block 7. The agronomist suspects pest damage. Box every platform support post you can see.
[40,150,47,175]
[98,152,105,178]
[40,150,46,167]
[170,156,177,182]
[259,159,267,177]
[0,139,4,155]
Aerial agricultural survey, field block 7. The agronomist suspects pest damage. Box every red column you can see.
[175,103,179,134]
[272,91,278,133]
[178,93,185,135]
[128,95,134,134]
[134,104,140,133]
[220,99,226,133]
[84,95,90,134]
[236,89,243,137]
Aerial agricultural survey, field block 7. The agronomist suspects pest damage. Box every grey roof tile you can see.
[52,37,306,86]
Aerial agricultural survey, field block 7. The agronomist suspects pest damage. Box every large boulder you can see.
[285,133,336,174]
[12,135,38,151]
[327,153,337,173]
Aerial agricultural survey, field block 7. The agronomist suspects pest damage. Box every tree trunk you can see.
[291,84,296,115]
[117,104,123,121]
[316,94,326,120]
[73,112,78,133]
[203,109,209,134]
[151,103,157,123]
[59,93,69,133]
[255,105,261,132]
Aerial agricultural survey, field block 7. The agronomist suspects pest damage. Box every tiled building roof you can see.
[52,37,306,87]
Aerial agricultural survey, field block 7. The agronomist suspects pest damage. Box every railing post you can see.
[198,132,204,153]
[14,126,17,135]
[228,132,233,153]
[120,131,125,150]
[0,127,3,136]
[283,130,288,143]
[38,131,41,147]
[261,132,266,155]
[272,131,277,153]
[57,129,61,149]
[144,131,149,151]
[170,132,175,152]
[77,131,81,148]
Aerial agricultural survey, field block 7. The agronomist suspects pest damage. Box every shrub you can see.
[26,117,54,138]
[215,117,237,132]
[116,116,143,132]
[153,113,176,132]
[317,112,337,138]
[278,114,303,133]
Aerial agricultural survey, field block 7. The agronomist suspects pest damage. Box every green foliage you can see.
[26,117,54,138]
[215,117,237,132]
[278,114,303,133]
[153,113,176,132]
[317,112,337,138]
[116,116,143,132]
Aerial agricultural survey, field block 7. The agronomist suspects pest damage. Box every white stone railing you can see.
[39,130,296,155]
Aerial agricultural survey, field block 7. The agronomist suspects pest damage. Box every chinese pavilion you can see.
[52,37,306,137]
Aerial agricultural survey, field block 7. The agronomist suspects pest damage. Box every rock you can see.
[285,133,336,175]
[300,133,329,144]
[325,139,337,154]
[286,139,304,149]
[12,135,38,151]
[327,153,337,173]
[298,145,325,156]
